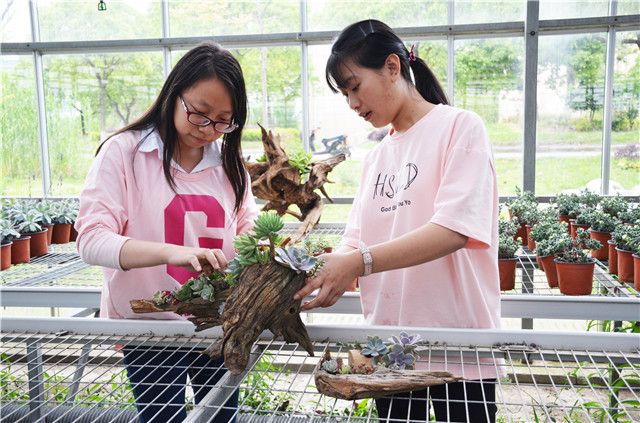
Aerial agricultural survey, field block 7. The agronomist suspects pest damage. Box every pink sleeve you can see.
[430,113,497,249]
[235,172,260,235]
[75,139,131,270]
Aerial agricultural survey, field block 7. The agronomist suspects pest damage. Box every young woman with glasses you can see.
[294,20,501,422]
[75,43,258,423]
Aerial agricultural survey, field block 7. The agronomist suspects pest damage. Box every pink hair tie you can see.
[408,44,417,62]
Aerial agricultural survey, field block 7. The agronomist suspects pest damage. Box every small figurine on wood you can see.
[245,124,346,243]
[315,332,462,400]
[131,212,324,375]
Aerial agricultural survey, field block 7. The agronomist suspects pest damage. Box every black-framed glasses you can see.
[179,96,238,134]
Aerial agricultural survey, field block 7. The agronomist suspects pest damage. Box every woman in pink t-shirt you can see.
[76,43,258,423]
[294,20,500,422]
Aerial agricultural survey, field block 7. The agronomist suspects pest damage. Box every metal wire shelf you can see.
[0,318,638,423]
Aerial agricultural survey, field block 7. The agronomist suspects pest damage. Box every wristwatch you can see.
[359,241,373,276]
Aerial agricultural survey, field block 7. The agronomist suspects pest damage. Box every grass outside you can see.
[486,123,638,146]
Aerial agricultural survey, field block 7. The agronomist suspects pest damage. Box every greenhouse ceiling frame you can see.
[0,0,638,197]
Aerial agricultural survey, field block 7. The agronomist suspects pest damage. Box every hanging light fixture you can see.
[98,0,107,11]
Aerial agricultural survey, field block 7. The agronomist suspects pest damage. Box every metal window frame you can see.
[1,2,639,197]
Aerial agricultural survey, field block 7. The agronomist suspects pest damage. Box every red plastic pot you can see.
[44,224,54,245]
[1,242,12,271]
[555,260,595,295]
[525,225,536,251]
[29,229,49,257]
[588,230,611,261]
[11,237,31,265]
[498,258,517,291]
[539,255,558,288]
[52,223,72,244]
[633,254,640,291]
[616,248,634,284]
[608,240,618,275]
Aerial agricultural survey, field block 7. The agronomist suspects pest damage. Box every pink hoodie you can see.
[76,129,258,319]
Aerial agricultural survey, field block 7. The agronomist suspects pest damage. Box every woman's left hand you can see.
[294,250,363,311]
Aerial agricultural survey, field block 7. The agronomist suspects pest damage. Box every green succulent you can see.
[321,359,339,374]
[173,273,217,302]
[498,232,520,259]
[253,211,284,240]
[234,233,259,257]
[555,228,601,263]
[600,195,628,218]
[612,224,640,252]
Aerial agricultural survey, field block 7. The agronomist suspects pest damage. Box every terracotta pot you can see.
[11,237,31,265]
[525,225,536,251]
[616,248,634,284]
[52,223,72,244]
[608,240,618,275]
[44,224,54,245]
[555,260,594,295]
[498,258,517,291]
[29,229,49,257]
[1,242,12,271]
[570,223,590,240]
[588,230,611,261]
[539,255,558,288]
[515,223,527,246]
[559,214,571,227]
[536,255,544,271]
[70,225,78,242]
[633,254,640,291]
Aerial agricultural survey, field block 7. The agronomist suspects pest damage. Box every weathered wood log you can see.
[315,367,463,400]
[204,261,314,374]
[245,125,346,242]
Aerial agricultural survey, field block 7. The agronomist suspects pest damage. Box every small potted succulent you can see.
[553,192,580,230]
[34,199,55,245]
[51,201,76,244]
[600,195,628,219]
[521,207,542,251]
[529,209,565,269]
[576,188,601,209]
[612,224,640,284]
[554,228,602,295]
[618,205,640,226]
[0,219,21,271]
[498,220,520,291]
[534,232,570,288]
[505,188,537,246]
[18,210,48,258]
[586,210,616,261]
[570,207,594,240]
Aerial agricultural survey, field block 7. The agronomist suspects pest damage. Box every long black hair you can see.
[97,42,248,214]
[326,19,448,105]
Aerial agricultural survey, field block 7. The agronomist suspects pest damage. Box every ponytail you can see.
[409,56,449,105]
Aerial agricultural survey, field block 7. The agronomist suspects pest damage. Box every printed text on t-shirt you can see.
[372,163,418,200]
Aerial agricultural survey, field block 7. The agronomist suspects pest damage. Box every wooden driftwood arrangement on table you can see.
[314,334,463,400]
[245,124,346,243]
[131,212,320,375]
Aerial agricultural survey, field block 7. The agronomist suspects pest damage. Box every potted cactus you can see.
[534,232,570,288]
[498,220,520,291]
[586,210,616,260]
[612,224,640,284]
[554,228,602,295]
[0,219,20,271]
[34,199,55,245]
[505,188,537,246]
[600,195,628,219]
[553,193,580,230]
[51,201,76,244]
[17,210,48,258]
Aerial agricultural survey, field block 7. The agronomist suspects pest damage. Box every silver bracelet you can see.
[359,241,373,276]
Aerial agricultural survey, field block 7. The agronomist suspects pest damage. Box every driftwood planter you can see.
[314,354,462,400]
[1,242,11,271]
[131,261,314,376]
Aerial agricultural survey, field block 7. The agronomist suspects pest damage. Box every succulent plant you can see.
[387,344,416,370]
[152,290,174,306]
[361,336,389,358]
[173,274,216,302]
[17,210,43,235]
[253,211,284,240]
[274,246,318,273]
[321,359,339,374]
[339,364,351,374]
[0,219,20,244]
[389,331,421,349]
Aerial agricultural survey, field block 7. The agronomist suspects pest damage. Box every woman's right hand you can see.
[164,245,228,274]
